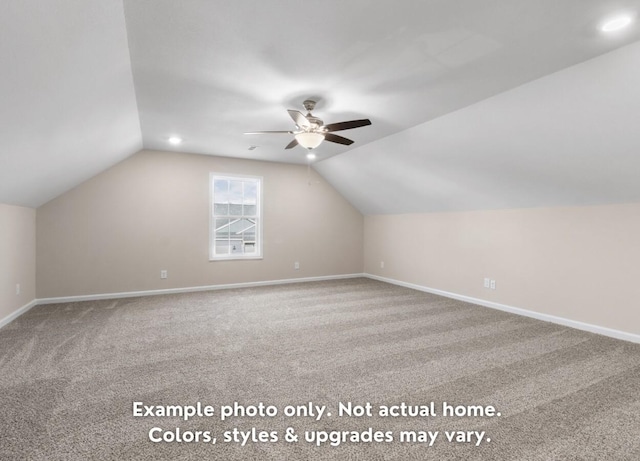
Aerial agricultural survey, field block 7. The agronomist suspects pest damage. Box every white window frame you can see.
[209,173,263,261]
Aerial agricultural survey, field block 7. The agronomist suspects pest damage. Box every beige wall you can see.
[0,204,36,321]
[36,150,364,298]
[31,148,640,338]
[364,203,640,336]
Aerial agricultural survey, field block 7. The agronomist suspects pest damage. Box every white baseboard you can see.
[36,273,366,305]
[8,274,638,345]
[0,299,38,330]
[365,273,640,344]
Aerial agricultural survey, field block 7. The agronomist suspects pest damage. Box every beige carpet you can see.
[1,278,639,460]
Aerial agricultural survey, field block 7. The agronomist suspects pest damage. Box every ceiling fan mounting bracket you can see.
[303,99,317,112]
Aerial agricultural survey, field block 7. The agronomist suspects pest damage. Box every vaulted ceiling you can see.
[2,0,640,212]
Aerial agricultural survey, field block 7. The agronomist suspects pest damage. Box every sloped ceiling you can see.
[2,0,640,212]
[0,1,142,207]
[316,40,640,214]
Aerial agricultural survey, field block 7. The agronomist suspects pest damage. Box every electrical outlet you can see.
[380,261,385,269]
[484,278,490,288]
[490,279,496,290]
[160,270,168,279]
[294,262,300,270]
[16,283,20,295]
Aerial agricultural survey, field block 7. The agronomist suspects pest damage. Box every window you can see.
[210,174,262,260]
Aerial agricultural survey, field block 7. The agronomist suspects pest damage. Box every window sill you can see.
[209,255,264,262]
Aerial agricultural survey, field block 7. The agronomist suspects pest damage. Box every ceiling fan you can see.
[245,100,371,150]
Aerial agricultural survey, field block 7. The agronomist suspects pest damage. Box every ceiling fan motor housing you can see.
[305,116,324,130]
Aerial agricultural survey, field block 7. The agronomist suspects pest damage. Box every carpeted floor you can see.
[1,278,639,460]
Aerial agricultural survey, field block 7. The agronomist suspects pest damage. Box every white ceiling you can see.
[316,40,640,213]
[2,0,640,211]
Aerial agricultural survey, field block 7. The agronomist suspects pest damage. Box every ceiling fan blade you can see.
[323,119,371,132]
[244,131,293,135]
[288,110,311,129]
[285,138,299,149]
[324,133,354,146]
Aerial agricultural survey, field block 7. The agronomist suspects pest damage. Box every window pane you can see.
[244,242,256,254]
[241,221,256,239]
[230,240,243,254]
[229,204,243,216]
[213,180,229,203]
[243,204,257,216]
[243,181,257,204]
[215,241,230,255]
[215,218,230,237]
[214,203,229,215]
[229,180,243,204]
[228,218,242,234]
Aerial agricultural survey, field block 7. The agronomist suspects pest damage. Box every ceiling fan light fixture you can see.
[295,132,325,149]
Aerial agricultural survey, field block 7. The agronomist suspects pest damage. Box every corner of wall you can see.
[0,203,37,327]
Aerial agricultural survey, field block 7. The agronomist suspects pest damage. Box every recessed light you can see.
[601,15,633,32]
[306,153,316,160]
[168,136,183,145]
